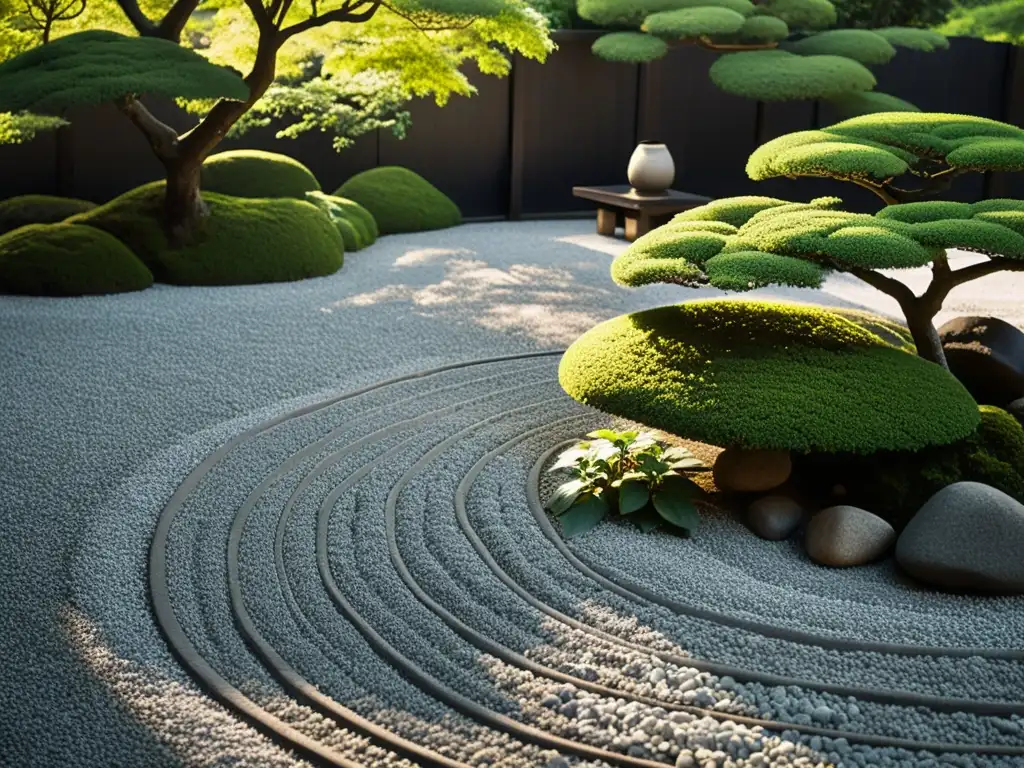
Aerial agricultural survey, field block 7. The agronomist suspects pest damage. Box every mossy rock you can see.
[305,191,378,251]
[201,150,321,200]
[335,166,461,235]
[559,300,979,454]
[0,222,153,296]
[68,182,342,286]
[793,406,1024,531]
[0,194,97,235]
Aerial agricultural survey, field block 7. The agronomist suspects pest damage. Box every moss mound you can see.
[0,222,153,296]
[0,195,97,235]
[69,182,342,286]
[793,406,1024,530]
[335,166,461,235]
[305,191,378,251]
[201,150,321,200]
[558,300,979,454]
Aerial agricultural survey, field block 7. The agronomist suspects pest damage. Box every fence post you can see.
[987,44,1023,199]
[508,54,524,220]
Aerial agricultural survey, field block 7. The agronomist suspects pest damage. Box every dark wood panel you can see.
[512,35,639,215]
[640,45,760,201]
[67,98,195,202]
[379,62,510,218]
[0,130,57,200]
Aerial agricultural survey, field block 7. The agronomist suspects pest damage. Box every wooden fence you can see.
[0,32,1019,218]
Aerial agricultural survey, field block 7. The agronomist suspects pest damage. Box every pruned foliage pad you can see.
[0,31,249,114]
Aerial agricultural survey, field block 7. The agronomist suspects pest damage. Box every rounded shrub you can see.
[0,222,153,296]
[335,166,461,235]
[305,191,378,251]
[558,299,979,454]
[68,182,342,286]
[793,406,1024,530]
[0,194,97,235]
[201,150,321,200]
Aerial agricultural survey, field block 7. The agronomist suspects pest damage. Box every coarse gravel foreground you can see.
[1,220,1023,768]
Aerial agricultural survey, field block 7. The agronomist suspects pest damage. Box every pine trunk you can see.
[905,309,949,370]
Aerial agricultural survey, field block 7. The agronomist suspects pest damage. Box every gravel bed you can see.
[3,220,1023,766]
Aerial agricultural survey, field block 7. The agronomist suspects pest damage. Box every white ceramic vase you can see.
[627,141,675,193]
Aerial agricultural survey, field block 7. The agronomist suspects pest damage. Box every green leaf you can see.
[637,453,671,477]
[587,429,621,441]
[549,447,590,472]
[652,476,702,532]
[560,494,609,537]
[632,507,663,533]
[548,479,588,516]
[618,478,650,516]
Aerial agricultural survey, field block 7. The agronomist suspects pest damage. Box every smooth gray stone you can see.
[896,481,1024,594]
[746,495,804,541]
[805,505,895,567]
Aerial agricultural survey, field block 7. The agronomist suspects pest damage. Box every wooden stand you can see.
[572,185,713,242]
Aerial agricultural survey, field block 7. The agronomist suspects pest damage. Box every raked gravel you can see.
[2,220,1023,766]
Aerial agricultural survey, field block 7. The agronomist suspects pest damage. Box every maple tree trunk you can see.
[163,158,207,246]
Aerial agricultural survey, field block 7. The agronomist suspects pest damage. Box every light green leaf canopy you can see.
[748,113,1024,183]
[0,30,249,114]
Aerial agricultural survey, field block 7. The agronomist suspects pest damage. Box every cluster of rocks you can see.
[714,448,1024,594]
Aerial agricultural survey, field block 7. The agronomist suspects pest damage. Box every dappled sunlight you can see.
[477,304,604,346]
[319,256,614,344]
[392,247,476,267]
[554,233,631,258]
[60,606,310,767]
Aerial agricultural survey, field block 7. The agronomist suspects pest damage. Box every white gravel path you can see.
[0,220,1021,767]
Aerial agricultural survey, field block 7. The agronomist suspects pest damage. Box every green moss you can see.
[709,50,876,101]
[558,300,979,453]
[201,150,321,200]
[0,194,97,235]
[753,0,836,29]
[69,182,343,286]
[0,222,153,296]
[0,30,248,115]
[336,166,461,235]
[592,32,669,63]
[873,27,950,52]
[305,191,378,251]
[643,7,747,37]
[784,30,897,66]
[793,406,1024,530]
